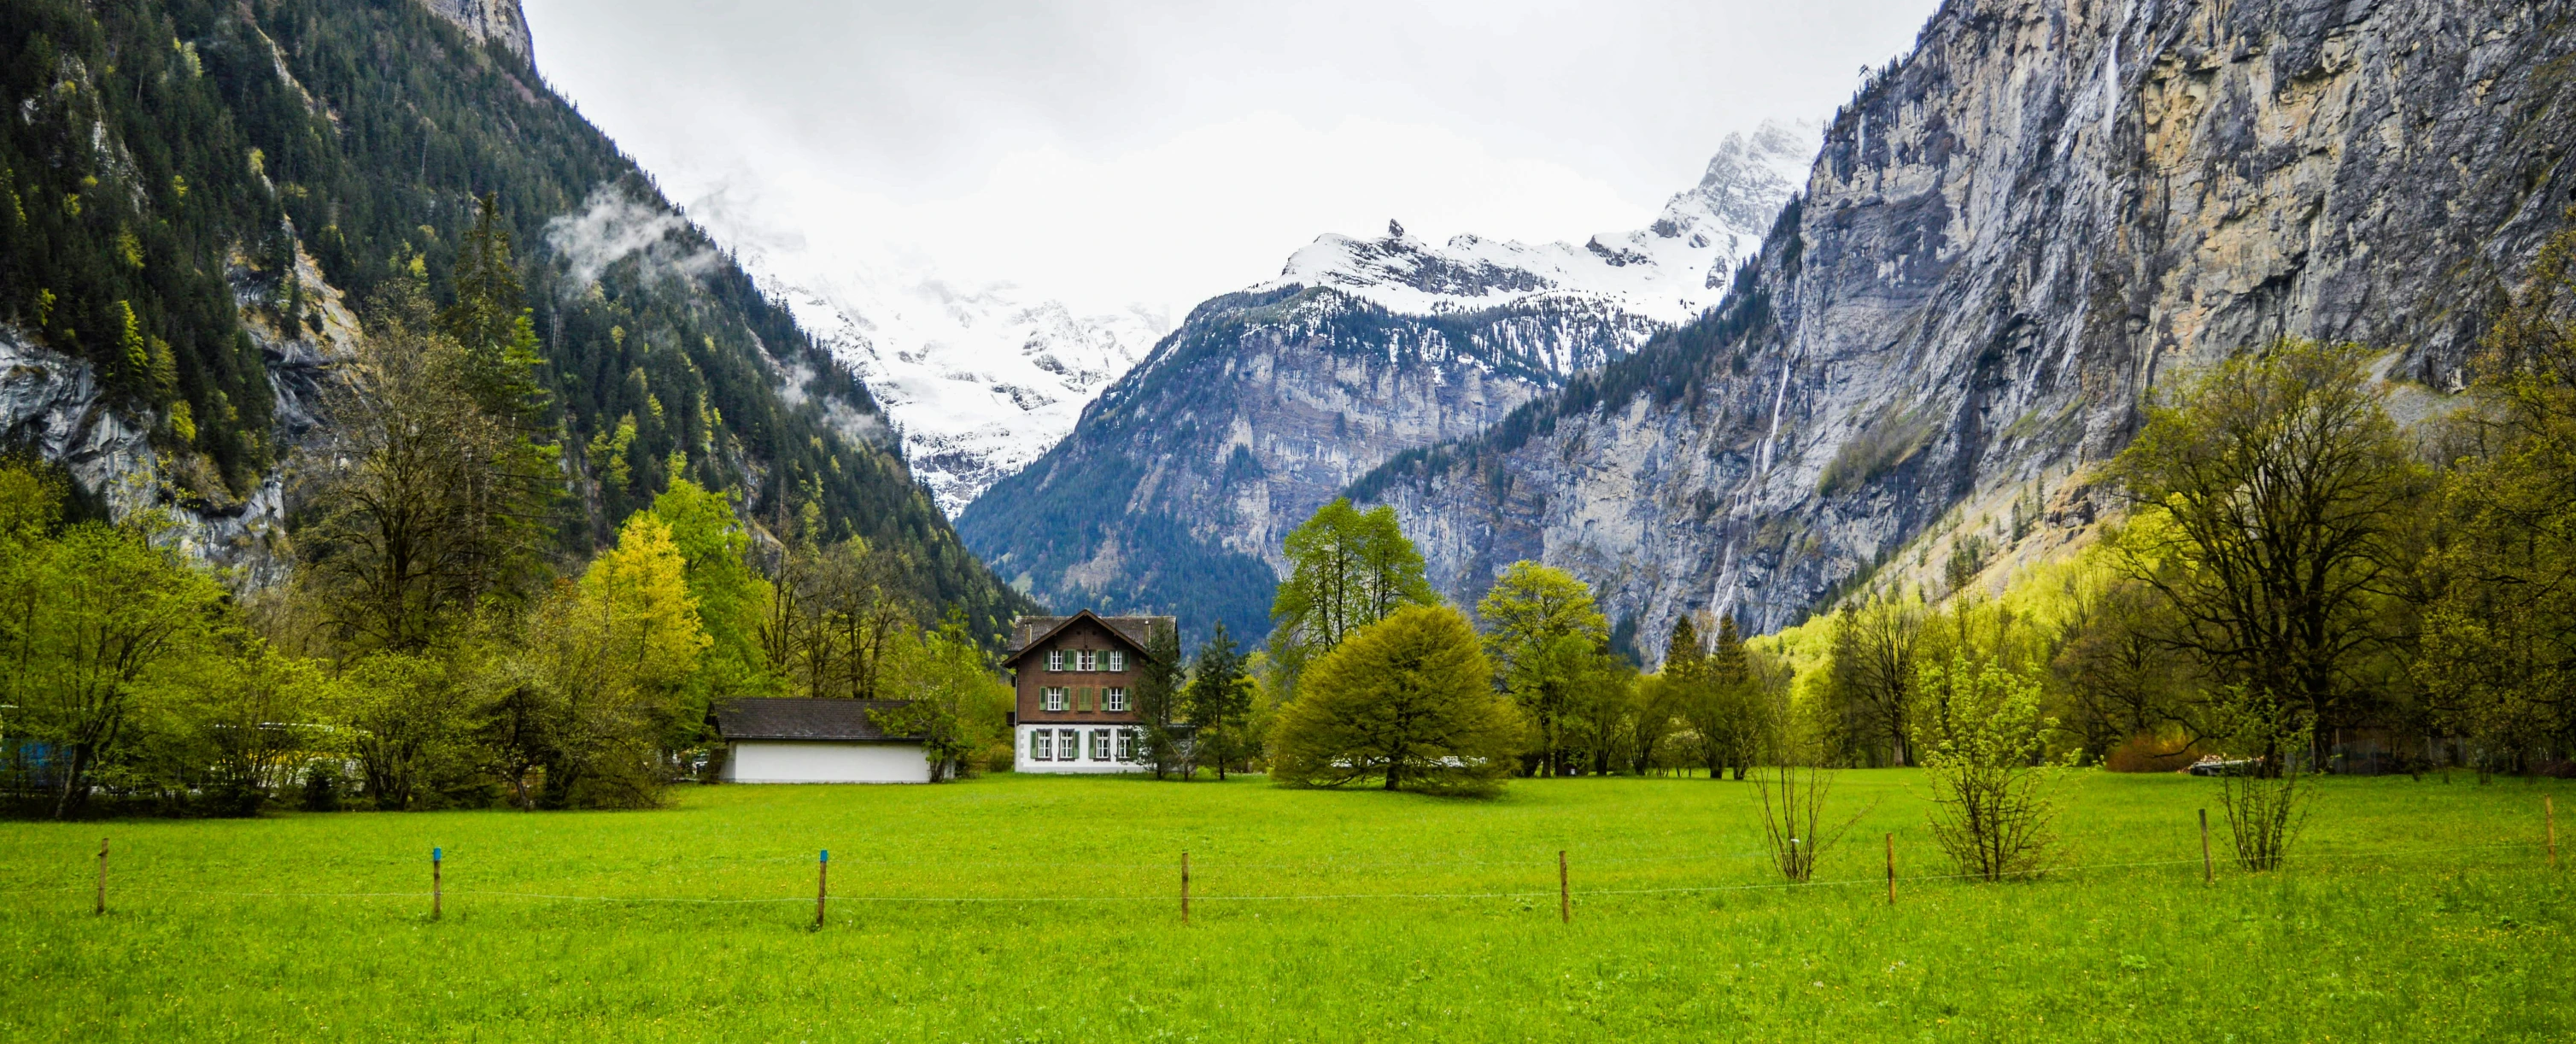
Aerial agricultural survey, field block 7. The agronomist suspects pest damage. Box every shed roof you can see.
[715,698,918,742]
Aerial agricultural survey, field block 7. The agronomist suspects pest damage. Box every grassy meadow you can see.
[1,770,2568,1041]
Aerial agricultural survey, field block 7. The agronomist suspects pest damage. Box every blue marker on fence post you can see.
[816,850,829,929]
[431,847,442,920]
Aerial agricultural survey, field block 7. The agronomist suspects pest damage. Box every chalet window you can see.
[1078,649,1098,672]
[1046,649,1064,672]
[1031,730,1052,760]
[1104,687,1128,713]
[1089,729,1111,760]
[1116,729,1135,761]
[1106,650,1127,672]
[1043,687,1067,713]
[1059,729,1081,760]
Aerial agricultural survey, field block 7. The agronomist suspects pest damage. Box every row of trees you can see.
[2,201,1004,817]
[1824,302,2576,782]
[1251,500,1790,795]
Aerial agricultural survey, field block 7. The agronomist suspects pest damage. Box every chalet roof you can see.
[714,698,917,742]
[1001,609,1174,667]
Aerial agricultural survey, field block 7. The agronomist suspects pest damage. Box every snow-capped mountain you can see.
[957,121,1817,642]
[1263,120,1812,324]
[680,188,1170,517]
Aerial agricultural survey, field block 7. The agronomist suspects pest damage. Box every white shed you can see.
[715,698,932,784]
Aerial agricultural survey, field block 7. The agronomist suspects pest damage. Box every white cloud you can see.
[542,187,718,291]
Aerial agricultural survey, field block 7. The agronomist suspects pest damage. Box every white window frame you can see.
[1042,687,1067,713]
[1116,729,1135,761]
[1031,730,1052,760]
[1058,729,1081,760]
[1104,687,1128,713]
[1106,650,1127,672]
[1077,649,1098,672]
[1045,649,1063,672]
[1090,729,1112,761]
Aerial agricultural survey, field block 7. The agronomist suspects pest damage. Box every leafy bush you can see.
[1910,652,2058,881]
[1271,605,1529,795]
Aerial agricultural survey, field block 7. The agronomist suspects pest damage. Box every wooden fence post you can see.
[816,850,828,929]
[2199,809,2213,885]
[1180,851,1191,925]
[431,847,442,920]
[1884,833,1894,906]
[94,838,108,916]
[1558,851,1570,924]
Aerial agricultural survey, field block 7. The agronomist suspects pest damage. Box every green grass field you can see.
[2,770,2568,1041]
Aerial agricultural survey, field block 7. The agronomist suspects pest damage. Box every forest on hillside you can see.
[0,0,1027,631]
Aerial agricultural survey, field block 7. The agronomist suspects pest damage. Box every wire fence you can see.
[2,834,2558,918]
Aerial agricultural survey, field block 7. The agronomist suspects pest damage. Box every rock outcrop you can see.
[419,0,533,62]
[1355,0,2576,656]
[958,128,1811,641]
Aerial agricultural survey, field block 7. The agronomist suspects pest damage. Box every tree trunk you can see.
[52,744,91,819]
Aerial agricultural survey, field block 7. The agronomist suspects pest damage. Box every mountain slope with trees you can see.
[0,0,1027,634]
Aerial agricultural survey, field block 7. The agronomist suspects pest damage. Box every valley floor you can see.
[1,771,2567,1041]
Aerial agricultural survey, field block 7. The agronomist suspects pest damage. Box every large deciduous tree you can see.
[2112,339,2421,762]
[1269,499,1437,695]
[872,612,1011,782]
[296,278,555,654]
[0,496,227,818]
[2416,225,2576,770]
[1272,604,1528,795]
[1829,593,1927,766]
[1477,560,1613,776]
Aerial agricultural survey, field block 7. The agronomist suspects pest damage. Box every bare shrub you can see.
[1752,762,1873,883]
[2213,688,2315,871]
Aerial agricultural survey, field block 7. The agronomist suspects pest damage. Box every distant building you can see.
[1001,611,1172,773]
[713,698,932,783]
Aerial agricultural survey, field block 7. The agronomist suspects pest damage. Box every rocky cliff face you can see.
[957,127,1810,642]
[419,0,532,62]
[0,243,355,585]
[1355,0,2576,657]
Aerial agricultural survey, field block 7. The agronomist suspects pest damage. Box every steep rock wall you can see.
[959,286,1657,643]
[1358,0,2576,654]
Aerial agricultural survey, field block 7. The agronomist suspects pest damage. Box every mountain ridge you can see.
[957,125,1812,642]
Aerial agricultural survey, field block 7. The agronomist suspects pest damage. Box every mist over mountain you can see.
[0,0,1029,633]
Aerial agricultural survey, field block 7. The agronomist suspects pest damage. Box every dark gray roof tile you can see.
[715,698,918,742]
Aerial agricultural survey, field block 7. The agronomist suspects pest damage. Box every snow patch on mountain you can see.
[1265,120,1814,322]
[682,187,1170,517]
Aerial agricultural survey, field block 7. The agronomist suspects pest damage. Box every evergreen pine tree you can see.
[440,193,549,428]
[1182,623,1255,779]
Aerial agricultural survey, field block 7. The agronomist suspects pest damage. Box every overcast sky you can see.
[519,0,1940,319]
